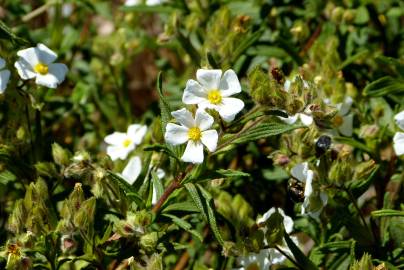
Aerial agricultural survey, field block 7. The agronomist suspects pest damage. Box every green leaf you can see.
[371,209,404,217]
[284,233,318,270]
[185,183,224,245]
[231,28,265,64]
[197,184,225,245]
[215,122,303,154]
[215,169,250,178]
[156,72,171,134]
[107,171,144,207]
[346,164,379,197]
[338,50,368,69]
[143,144,180,161]
[163,213,203,242]
[161,201,199,213]
[363,76,404,97]
[0,21,29,45]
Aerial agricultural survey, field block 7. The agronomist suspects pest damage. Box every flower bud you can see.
[73,197,96,229]
[52,143,71,167]
[61,234,77,254]
[328,159,353,186]
[353,160,376,180]
[140,232,159,253]
[331,6,344,23]
[359,125,379,139]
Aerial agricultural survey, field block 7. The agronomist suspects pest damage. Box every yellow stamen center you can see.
[122,138,132,148]
[207,89,222,105]
[333,115,344,127]
[34,63,49,75]
[188,127,202,141]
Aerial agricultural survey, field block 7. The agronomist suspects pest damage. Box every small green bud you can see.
[140,232,159,253]
[146,253,163,270]
[52,143,71,166]
[353,160,376,180]
[349,253,373,270]
[16,127,25,140]
[35,162,58,179]
[221,241,238,257]
[73,197,96,229]
[7,200,26,234]
[328,159,353,186]
[359,125,379,139]
[343,9,356,23]
[331,6,344,23]
[61,234,77,254]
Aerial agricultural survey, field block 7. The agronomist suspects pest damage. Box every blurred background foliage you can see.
[0,0,403,269]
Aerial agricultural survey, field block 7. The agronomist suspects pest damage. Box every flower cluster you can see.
[0,43,68,94]
[164,69,244,164]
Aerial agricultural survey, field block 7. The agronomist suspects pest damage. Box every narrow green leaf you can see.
[184,183,208,221]
[161,201,199,213]
[231,28,265,64]
[284,233,318,270]
[163,213,204,242]
[197,184,225,245]
[143,144,180,161]
[108,171,144,207]
[371,209,404,217]
[333,137,373,154]
[215,169,250,178]
[363,76,404,97]
[346,165,379,197]
[151,171,164,202]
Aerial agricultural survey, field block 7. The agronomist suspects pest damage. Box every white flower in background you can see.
[291,162,327,219]
[183,69,244,122]
[125,0,164,6]
[120,156,165,204]
[165,108,218,164]
[104,124,147,161]
[0,57,10,94]
[14,43,68,88]
[279,78,313,126]
[393,110,404,156]
[234,249,271,270]
[256,207,296,265]
[333,96,354,137]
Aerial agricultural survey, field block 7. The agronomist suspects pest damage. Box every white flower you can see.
[393,132,404,156]
[183,69,245,122]
[125,0,163,6]
[164,108,218,164]
[120,156,165,204]
[394,110,404,131]
[104,124,147,161]
[333,96,354,137]
[14,43,68,88]
[255,207,296,265]
[291,162,327,219]
[234,249,271,270]
[0,57,10,94]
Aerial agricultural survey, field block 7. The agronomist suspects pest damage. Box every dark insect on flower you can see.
[287,178,305,202]
[271,67,285,84]
[315,135,332,157]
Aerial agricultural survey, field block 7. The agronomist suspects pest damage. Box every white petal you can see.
[258,207,276,224]
[338,113,353,136]
[36,43,58,64]
[0,58,5,69]
[164,123,189,145]
[16,47,40,66]
[217,97,244,122]
[299,113,313,126]
[284,79,291,92]
[182,79,208,104]
[104,132,127,145]
[218,69,241,97]
[121,156,142,184]
[125,0,141,5]
[127,124,147,145]
[156,168,165,179]
[0,69,10,93]
[291,162,308,182]
[304,170,314,197]
[200,130,218,152]
[394,110,404,131]
[337,96,353,116]
[198,99,220,111]
[146,0,163,5]
[278,114,298,125]
[393,132,404,156]
[195,108,214,131]
[106,145,131,161]
[196,69,222,90]
[47,63,68,83]
[14,59,36,80]
[171,108,195,128]
[181,141,204,164]
[35,73,61,88]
